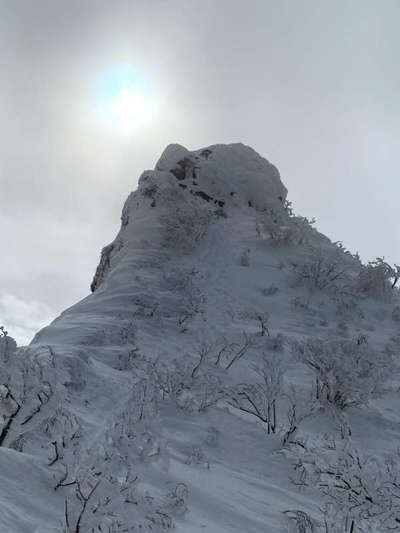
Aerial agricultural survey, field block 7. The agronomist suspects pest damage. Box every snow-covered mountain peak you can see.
[85,143,289,295]
[153,142,287,211]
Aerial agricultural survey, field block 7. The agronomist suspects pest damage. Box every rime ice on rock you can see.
[155,142,287,211]
[90,143,288,293]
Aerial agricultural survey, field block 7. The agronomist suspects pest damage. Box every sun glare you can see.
[109,87,159,133]
[96,66,160,134]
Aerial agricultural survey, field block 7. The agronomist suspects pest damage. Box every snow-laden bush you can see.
[160,200,211,252]
[43,407,81,470]
[239,248,251,266]
[176,283,205,332]
[292,439,400,532]
[0,332,55,448]
[283,509,318,533]
[256,201,315,245]
[356,257,400,301]
[292,336,391,410]
[290,247,354,295]
[150,336,254,412]
[334,294,364,322]
[161,267,205,331]
[239,310,270,336]
[52,381,180,532]
[150,347,224,412]
[58,464,185,532]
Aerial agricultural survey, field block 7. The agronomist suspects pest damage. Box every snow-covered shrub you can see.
[290,247,353,294]
[117,343,140,371]
[295,440,400,532]
[292,336,391,410]
[226,354,284,434]
[0,336,55,447]
[162,483,189,519]
[356,257,400,301]
[44,408,81,469]
[280,386,318,449]
[120,379,159,428]
[160,200,211,252]
[239,310,270,336]
[150,336,253,412]
[203,426,220,447]
[240,248,251,266]
[184,445,210,468]
[256,201,315,245]
[176,285,205,332]
[175,374,224,413]
[53,387,177,532]
[162,267,205,331]
[58,464,180,532]
[141,177,159,199]
[334,294,364,321]
[283,509,318,533]
[150,346,224,412]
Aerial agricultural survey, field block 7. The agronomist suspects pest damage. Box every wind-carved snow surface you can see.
[2,143,400,532]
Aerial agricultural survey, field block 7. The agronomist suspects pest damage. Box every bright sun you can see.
[109,88,159,133]
[96,66,160,134]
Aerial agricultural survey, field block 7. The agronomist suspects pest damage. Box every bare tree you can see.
[227,354,283,434]
[281,387,317,449]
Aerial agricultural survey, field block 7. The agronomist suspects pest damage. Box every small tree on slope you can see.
[292,336,391,410]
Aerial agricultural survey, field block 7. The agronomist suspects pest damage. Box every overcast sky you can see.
[1,0,399,344]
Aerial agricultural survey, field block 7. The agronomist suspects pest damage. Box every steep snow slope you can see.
[1,143,400,532]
